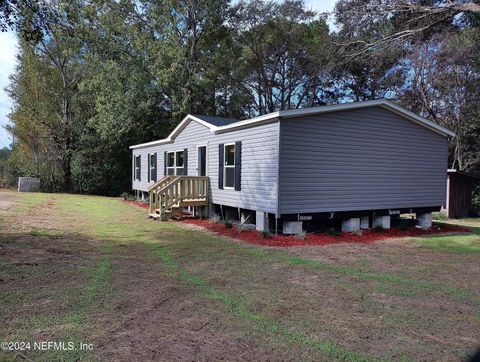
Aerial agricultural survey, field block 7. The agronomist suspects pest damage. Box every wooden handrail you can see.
[147,175,175,192]
[149,176,209,218]
[149,176,178,213]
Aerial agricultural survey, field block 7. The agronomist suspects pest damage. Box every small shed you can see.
[445,169,480,218]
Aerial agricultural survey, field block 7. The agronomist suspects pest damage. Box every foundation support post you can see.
[256,211,270,232]
[373,215,391,229]
[341,217,361,232]
[417,212,432,228]
[360,216,370,229]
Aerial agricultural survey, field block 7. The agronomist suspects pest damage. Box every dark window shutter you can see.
[183,148,188,175]
[235,141,242,191]
[153,153,157,181]
[164,151,167,176]
[147,154,150,182]
[197,147,201,176]
[218,143,224,189]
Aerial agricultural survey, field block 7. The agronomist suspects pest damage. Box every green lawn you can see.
[0,190,479,361]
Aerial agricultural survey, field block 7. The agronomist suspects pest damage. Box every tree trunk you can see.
[61,70,73,191]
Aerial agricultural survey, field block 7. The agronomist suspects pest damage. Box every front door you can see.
[198,146,207,176]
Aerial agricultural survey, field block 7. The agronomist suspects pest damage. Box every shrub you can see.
[326,227,340,237]
[209,214,221,224]
[397,223,408,231]
[260,230,271,239]
[295,230,307,240]
[432,212,448,221]
[223,220,233,228]
[121,192,136,201]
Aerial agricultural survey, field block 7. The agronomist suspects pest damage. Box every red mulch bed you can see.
[123,201,471,247]
[124,200,149,209]
[179,218,471,247]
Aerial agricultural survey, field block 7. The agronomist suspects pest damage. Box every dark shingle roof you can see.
[192,114,240,127]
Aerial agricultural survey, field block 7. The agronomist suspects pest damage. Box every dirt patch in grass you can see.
[0,200,16,211]
[0,231,92,266]
[175,219,480,360]
[286,238,480,292]
[0,232,102,360]
[13,200,60,231]
[95,243,278,361]
[1,233,278,361]
[0,190,18,210]
[263,255,480,360]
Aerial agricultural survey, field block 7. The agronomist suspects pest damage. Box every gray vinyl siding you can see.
[132,119,279,213]
[278,106,448,214]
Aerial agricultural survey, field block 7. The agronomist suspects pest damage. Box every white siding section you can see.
[132,120,279,213]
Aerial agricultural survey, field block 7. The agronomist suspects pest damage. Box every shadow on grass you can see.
[0,230,116,362]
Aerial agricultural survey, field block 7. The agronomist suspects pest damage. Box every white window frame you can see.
[223,143,235,190]
[148,153,156,183]
[166,151,175,175]
[167,150,185,176]
[134,155,141,181]
[197,144,208,176]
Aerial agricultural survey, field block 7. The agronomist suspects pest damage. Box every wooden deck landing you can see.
[147,176,209,221]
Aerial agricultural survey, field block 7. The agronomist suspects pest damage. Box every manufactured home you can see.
[130,99,455,233]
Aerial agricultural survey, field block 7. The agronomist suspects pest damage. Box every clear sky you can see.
[0,0,338,148]
[305,0,338,14]
[0,31,17,148]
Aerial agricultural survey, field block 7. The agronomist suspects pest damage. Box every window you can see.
[148,153,157,182]
[135,155,141,181]
[167,150,184,175]
[176,151,184,175]
[167,152,175,175]
[197,145,207,176]
[224,144,235,188]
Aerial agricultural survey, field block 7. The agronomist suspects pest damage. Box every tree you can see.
[0,147,12,187]
[331,12,406,101]
[0,0,62,41]
[7,38,64,191]
[335,0,480,57]
[398,30,480,172]
[31,1,86,190]
[334,0,480,175]
[142,0,232,119]
[229,0,332,114]
[4,0,478,197]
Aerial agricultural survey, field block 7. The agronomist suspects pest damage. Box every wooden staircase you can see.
[148,175,209,220]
